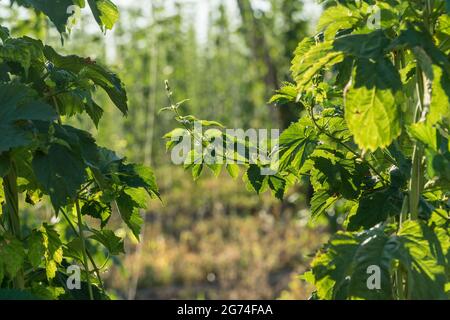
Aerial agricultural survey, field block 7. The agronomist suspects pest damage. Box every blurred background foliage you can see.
[0,0,336,299]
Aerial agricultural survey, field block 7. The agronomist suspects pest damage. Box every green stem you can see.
[395,267,406,300]
[59,208,104,290]
[3,166,20,237]
[52,96,63,125]
[165,82,253,165]
[2,159,25,289]
[410,3,434,219]
[409,145,423,220]
[399,194,409,228]
[409,71,423,220]
[75,200,94,300]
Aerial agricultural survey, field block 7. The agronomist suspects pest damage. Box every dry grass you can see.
[104,166,328,300]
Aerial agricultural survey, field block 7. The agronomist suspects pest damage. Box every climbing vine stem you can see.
[75,199,94,300]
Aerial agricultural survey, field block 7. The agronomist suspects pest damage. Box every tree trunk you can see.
[236,0,299,129]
